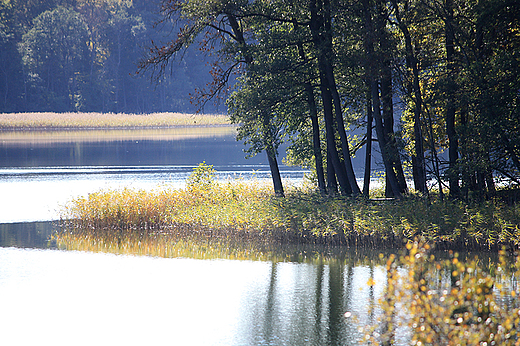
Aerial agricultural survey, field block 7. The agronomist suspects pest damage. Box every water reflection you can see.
[0,129,263,167]
[0,221,56,249]
[0,245,386,346]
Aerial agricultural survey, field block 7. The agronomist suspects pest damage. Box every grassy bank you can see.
[59,164,520,253]
[0,112,231,129]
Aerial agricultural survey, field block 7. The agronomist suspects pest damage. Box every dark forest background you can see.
[0,0,216,113]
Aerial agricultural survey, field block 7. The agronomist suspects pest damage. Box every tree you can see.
[19,6,90,111]
[139,0,290,196]
[0,2,24,111]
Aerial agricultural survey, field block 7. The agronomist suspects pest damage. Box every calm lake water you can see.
[0,127,388,345]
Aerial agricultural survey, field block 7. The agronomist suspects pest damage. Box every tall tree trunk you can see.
[321,0,359,195]
[327,150,338,195]
[363,87,373,197]
[310,0,352,195]
[297,39,327,196]
[320,70,352,195]
[391,0,428,195]
[260,110,284,197]
[228,13,284,196]
[377,0,407,197]
[329,69,361,195]
[381,63,407,196]
[363,0,403,199]
[305,83,327,196]
[265,143,285,197]
[445,0,460,198]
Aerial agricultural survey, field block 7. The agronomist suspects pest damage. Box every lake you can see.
[0,127,385,345]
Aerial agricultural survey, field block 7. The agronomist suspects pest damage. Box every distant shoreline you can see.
[0,123,236,131]
[0,112,231,130]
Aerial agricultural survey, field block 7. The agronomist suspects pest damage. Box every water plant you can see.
[362,240,520,345]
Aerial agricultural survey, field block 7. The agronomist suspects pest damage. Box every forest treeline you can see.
[0,0,216,113]
[140,0,520,200]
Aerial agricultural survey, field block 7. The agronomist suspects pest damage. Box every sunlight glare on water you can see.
[0,247,384,346]
[0,165,306,223]
[0,247,271,346]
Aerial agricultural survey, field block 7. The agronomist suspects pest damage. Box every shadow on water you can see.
[0,221,57,249]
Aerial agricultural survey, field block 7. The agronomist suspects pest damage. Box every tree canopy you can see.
[2,0,519,199]
[0,0,216,113]
[140,0,519,198]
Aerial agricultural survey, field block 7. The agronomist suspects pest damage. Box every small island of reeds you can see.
[58,162,520,255]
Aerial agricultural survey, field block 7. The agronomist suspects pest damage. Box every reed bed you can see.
[273,193,520,251]
[0,112,230,129]
[59,172,520,256]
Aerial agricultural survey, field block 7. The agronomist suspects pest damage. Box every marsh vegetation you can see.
[59,163,520,254]
[0,112,231,129]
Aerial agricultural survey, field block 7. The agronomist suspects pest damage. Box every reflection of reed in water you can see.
[55,219,391,263]
[0,126,237,144]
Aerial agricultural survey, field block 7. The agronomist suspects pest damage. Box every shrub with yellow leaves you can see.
[363,241,520,345]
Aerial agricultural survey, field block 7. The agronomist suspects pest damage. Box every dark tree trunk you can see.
[363,0,403,199]
[371,79,403,199]
[266,144,285,197]
[377,0,407,197]
[445,0,460,198]
[381,64,407,196]
[320,71,352,195]
[227,13,284,196]
[310,0,352,196]
[391,0,428,195]
[305,83,327,196]
[297,39,327,196]
[260,109,284,197]
[363,87,373,197]
[327,150,338,195]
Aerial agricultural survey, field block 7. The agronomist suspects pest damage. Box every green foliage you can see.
[20,6,90,111]
[0,0,215,113]
[186,161,216,190]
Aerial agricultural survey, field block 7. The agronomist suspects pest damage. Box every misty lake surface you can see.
[0,127,383,345]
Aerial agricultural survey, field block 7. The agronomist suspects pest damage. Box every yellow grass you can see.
[0,112,231,129]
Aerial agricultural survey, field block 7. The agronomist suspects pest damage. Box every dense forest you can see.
[0,0,216,113]
[140,0,520,199]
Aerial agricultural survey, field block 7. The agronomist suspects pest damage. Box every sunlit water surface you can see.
[0,246,385,346]
[0,165,306,223]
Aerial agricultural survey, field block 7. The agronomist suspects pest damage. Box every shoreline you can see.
[58,179,520,254]
[0,112,232,130]
[0,123,236,132]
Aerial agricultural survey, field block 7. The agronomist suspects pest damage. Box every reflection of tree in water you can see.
[256,256,371,345]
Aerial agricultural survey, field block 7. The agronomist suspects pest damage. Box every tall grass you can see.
[0,112,230,129]
[273,194,520,250]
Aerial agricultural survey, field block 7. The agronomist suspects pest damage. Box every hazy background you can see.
[0,0,219,114]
